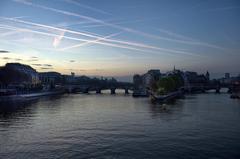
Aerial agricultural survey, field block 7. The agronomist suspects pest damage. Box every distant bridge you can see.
[183,83,234,93]
[64,82,134,94]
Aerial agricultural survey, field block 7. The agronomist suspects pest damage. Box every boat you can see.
[150,90,184,103]
[0,89,65,103]
[132,89,149,97]
[230,83,240,99]
[230,93,240,99]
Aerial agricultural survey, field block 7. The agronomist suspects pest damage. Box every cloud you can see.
[0,30,20,37]
[53,29,65,48]
[69,60,75,63]
[31,56,38,59]
[40,67,52,70]
[43,64,52,67]
[67,68,86,72]
[66,68,104,72]
[94,69,104,71]
[28,59,38,62]
[14,58,22,61]
[31,64,42,66]
[2,57,11,60]
[0,50,9,53]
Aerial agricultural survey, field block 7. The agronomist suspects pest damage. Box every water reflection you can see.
[0,93,240,159]
[148,97,185,119]
[0,95,64,119]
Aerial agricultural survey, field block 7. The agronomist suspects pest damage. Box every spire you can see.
[206,71,210,80]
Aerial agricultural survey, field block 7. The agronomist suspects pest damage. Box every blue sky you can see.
[0,0,239,80]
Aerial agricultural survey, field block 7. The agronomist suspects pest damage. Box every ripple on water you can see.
[0,93,240,158]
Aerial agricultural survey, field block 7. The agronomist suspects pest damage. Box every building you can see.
[183,71,208,84]
[132,69,161,96]
[225,73,230,79]
[142,69,161,88]
[0,63,40,86]
[62,72,78,84]
[39,72,62,85]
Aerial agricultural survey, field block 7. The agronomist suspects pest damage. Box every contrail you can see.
[53,29,66,48]
[12,0,225,50]
[0,27,170,57]
[156,28,196,42]
[0,29,20,37]
[1,17,201,57]
[0,24,158,55]
[60,32,123,51]
[1,24,199,57]
[62,0,111,15]
[1,17,101,39]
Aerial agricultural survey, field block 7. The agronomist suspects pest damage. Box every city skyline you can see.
[0,0,240,79]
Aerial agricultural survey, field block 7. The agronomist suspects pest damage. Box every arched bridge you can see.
[65,82,134,94]
[184,83,235,93]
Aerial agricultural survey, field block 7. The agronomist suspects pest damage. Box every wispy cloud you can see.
[28,59,38,62]
[53,29,65,48]
[0,30,20,37]
[31,63,42,66]
[0,50,10,53]
[40,67,53,70]
[14,58,22,61]
[43,64,52,67]
[2,57,11,60]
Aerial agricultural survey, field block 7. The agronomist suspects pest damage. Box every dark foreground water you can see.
[0,92,240,159]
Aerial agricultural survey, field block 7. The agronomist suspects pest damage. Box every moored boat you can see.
[0,89,65,103]
[150,90,184,103]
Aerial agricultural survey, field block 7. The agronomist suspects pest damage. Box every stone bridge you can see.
[65,82,134,94]
[184,83,235,93]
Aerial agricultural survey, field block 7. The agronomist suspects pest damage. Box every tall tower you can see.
[206,71,210,81]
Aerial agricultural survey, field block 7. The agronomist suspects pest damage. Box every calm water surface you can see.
[1,92,240,159]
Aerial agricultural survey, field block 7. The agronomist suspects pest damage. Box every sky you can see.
[0,0,240,81]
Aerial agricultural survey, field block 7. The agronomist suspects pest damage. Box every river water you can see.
[0,91,240,159]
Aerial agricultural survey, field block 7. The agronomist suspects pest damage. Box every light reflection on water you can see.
[0,92,240,159]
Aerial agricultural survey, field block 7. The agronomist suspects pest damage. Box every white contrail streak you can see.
[12,0,224,50]
[156,28,196,41]
[63,0,111,15]
[1,17,200,56]
[0,24,157,54]
[60,32,122,51]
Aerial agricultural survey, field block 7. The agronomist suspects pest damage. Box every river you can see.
[0,91,240,159]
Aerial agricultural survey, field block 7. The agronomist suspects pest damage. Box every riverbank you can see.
[0,89,65,103]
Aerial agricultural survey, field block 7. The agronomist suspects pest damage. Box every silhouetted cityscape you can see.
[1,0,240,158]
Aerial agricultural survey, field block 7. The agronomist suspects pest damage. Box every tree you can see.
[151,74,184,95]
